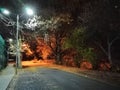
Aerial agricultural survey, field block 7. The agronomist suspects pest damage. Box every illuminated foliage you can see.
[25,13,73,63]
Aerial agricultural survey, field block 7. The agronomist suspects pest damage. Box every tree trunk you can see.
[94,41,113,65]
[108,43,112,65]
[55,44,62,64]
[108,36,120,66]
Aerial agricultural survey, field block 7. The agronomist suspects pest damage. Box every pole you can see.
[16,14,22,69]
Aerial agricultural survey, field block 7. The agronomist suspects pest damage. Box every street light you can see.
[9,38,13,42]
[2,9,10,15]
[25,7,34,15]
[16,7,34,69]
[1,7,34,69]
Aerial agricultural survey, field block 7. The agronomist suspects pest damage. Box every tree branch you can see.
[94,41,108,56]
[110,36,120,46]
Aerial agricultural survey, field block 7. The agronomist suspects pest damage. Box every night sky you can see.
[0,0,42,14]
[0,0,119,38]
[0,0,89,14]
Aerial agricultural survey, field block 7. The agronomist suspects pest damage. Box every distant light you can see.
[2,9,10,15]
[25,7,34,16]
[115,5,118,9]
[9,39,13,42]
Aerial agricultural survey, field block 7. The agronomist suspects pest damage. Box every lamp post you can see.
[1,7,34,70]
[16,14,21,68]
[16,8,34,69]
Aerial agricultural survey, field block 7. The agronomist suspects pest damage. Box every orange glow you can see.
[22,42,33,56]
[36,37,52,60]
[22,60,55,68]
[21,36,53,61]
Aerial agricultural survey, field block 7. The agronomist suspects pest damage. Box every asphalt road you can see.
[8,67,120,90]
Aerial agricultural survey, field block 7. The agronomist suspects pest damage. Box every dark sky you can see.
[0,0,63,16]
[0,0,86,14]
[0,0,41,14]
[0,0,69,15]
[0,0,119,14]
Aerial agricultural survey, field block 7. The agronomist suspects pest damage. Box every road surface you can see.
[7,67,120,90]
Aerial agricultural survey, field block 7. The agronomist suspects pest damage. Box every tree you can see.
[63,0,120,68]
[83,0,120,66]
[63,27,97,67]
[25,14,73,63]
[47,14,73,64]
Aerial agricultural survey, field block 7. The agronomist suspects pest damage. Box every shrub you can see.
[80,61,93,70]
[80,48,97,68]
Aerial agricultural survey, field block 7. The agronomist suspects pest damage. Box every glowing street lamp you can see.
[25,7,34,16]
[9,38,13,42]
[1,8,10,15]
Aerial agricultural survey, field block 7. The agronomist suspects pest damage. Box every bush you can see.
[77,48,97,69]
[80,60,93,70]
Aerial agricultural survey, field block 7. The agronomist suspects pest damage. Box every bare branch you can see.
[94,41,108,56]
[110,36,120,46]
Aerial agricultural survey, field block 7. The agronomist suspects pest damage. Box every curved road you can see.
[8,67,120,90]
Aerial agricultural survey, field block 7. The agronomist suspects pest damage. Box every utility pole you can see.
[16,15,22,69]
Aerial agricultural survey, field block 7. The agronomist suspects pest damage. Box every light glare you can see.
[9,39,13,42]
[2,9,10,15]
[26,7,34,16]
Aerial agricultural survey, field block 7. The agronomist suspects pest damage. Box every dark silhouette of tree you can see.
[82,0,120,66]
